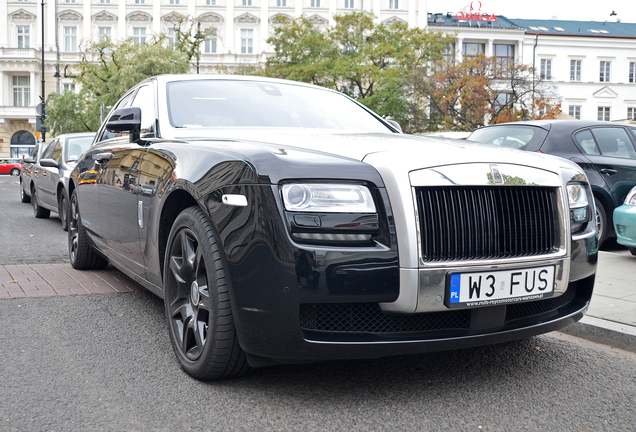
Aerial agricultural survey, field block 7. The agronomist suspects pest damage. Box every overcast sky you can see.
[426,0,636,23]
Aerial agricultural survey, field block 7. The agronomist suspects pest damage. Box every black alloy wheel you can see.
[594,198,608,246]
[164,206,251,380]
[11,168,20,176]
[20,182,30,203]
[68,189,108,270]
[31,186,50,219]
[59,191,69,232]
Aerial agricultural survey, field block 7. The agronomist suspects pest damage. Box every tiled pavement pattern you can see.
[0,264,142,299]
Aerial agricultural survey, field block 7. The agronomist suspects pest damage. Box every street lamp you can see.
[40,0,46,142]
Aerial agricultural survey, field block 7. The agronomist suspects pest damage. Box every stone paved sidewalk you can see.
[0,263,142,299]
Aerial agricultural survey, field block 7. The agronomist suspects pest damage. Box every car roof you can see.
[476,120,633,133]
[146,74,340,93]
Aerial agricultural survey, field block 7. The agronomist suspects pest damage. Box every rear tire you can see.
[164,206,252,380]
[68,189,108,270]
[594,198,608,247]
[20,182,31,203]
[59,191,69,232]
[32,187,50,219]
[11,168,20,176]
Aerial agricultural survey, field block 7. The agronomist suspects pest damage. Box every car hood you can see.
[173,128,565,174]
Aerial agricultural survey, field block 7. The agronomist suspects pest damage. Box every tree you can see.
[45,14,212,135]
[421,55,560,132]
[265,13,450,132]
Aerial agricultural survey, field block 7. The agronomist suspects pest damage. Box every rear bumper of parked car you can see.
[230,235,597,366]
[613,205,636,248]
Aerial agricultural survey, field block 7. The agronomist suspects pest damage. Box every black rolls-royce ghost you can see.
[69,75,598,380]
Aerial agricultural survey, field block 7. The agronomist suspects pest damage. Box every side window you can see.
[590,127,636,159]
[96,90,137,143]
[42,139,62,162]
[129,84,156,138]
[574,130,600,155]
[30,143,40,159]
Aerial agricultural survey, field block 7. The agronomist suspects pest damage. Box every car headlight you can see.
[567,183,589,223]
[624,187,636,206]
[281,184,376,213]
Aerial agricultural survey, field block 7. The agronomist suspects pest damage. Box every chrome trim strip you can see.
[572,230,597,241]
[379,268,418,313]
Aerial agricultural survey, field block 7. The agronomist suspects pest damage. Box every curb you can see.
[560,316,636,353]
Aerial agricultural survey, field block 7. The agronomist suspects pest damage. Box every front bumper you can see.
[613,204,636,248]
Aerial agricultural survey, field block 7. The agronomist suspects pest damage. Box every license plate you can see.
[446,265,555,309]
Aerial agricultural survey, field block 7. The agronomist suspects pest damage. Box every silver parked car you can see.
[23,132,95,230]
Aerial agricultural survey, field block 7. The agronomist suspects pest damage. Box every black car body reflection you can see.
[69,75,597,380]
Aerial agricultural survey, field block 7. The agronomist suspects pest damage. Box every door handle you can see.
[600,168,618,175]
[93,152,114,164]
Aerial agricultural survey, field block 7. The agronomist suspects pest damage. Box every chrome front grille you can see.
[415,186,560,262]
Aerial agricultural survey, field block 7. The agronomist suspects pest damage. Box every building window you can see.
[600,61,611,82]
[630,62,635,83]
[389,0,399,9]
[311,0,321,6]
[99,27,111,42]
[204,30,217,53]
[344,0,354,8]
[570,60,581,81]
[133,28,147,45]
[494,92,511,114]
[64,27,77,52]
[462,42,484,58]
[170,0,180,4]
[168,28,177,47]
[100,0,110,3]
[63,83,76,93]
[442,43,455,65]
[540,59,552,80]
[241,29,253,54]
[135,0,146,4]
[12,76,30,107]
[65,0,76,3]
[206,0,216,4]
[17,26,30,49]
[276,0,286,5]
[243,0,252,5]
[494,44,514,76]
[628,107,636,121]
[598,106,610,121]
[569,105,581,120]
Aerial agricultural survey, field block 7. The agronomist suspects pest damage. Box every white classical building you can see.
[1,0,635,157]
[427,11,636,125]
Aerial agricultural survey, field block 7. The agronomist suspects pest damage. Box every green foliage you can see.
[45,14,207,135]
[265,12,450,132]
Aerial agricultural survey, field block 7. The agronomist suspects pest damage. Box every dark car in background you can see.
[468,120,636,245]
[68,75,597,380]
[23,133,95,230]
[20,143,46,203]
[0,158,23,176]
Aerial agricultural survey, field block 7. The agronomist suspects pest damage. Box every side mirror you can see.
[386,119,403,134]
[23,156,35,164]
[106,107,142,133]
[40,158,60,168]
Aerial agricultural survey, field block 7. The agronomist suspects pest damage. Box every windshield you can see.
[166,80,392,133]
[65,136,95,163]
[468,126,547,151]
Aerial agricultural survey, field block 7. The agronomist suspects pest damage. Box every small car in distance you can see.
[468,120,636,246]
[28,132,95,230]
[613,186,636,255]
[0,158,23,176]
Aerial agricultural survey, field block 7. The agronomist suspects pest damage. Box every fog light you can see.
[571,207,587,223]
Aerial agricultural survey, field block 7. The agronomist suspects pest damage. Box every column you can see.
[260,0,268,54]
[408,0,416,28]
[456,37,463,64]
[153,1,161,34]
[417,0,427,28]
[295,0,302,19]
[0,0,7,47]
[30,71,37,107]
[329,0,336,27]
[47,0,56,50]
[372,0,381,23]
[119,1,126,40]
[486,38,493,57]
[83,0,92,44]
[226,1,234,53]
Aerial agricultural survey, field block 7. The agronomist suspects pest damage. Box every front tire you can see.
[594,198,608,247]
[68,189,108,270]
[32,186,50,219]
[164,206,251,380]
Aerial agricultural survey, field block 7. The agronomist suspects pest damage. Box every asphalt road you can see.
[1,175,635,431]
